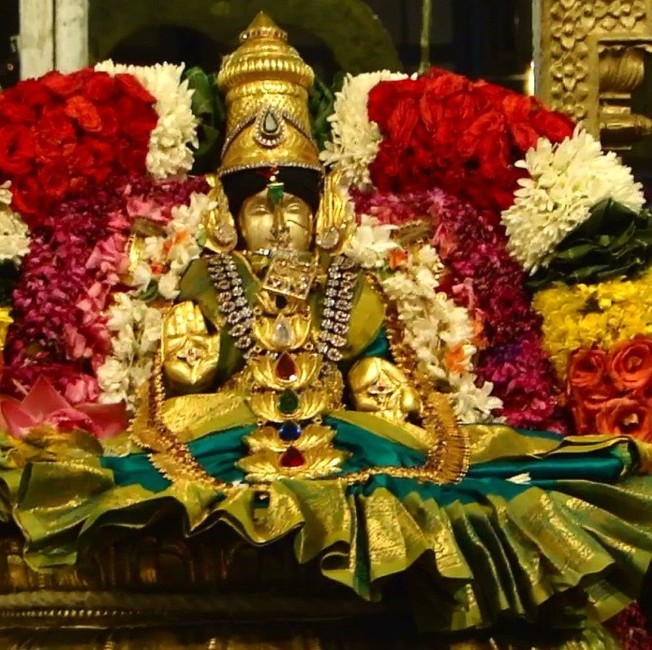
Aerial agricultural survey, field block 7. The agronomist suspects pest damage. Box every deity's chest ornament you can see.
[207,251,359,480]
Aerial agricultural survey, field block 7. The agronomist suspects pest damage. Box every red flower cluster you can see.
[608,603,652,650]
[0,68,158,227]
[568,338,652,441]
[367,68,575,221]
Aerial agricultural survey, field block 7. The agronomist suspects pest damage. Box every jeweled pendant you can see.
[263,110,279,134]
[280,446,305,467]
[273,315,292,348]
[275,352,298,382]
[267,181,284,206]
[317,226,340,251]
[279,421,301,442]
[278,388,299,415]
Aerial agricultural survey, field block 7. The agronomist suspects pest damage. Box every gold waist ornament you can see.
[243,359,344,423]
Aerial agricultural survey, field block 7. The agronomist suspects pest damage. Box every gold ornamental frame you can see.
[534,0,652,149]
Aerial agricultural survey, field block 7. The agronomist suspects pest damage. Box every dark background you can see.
[0,0,533,92]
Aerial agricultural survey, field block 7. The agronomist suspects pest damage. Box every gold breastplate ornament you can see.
[207,252,358,480]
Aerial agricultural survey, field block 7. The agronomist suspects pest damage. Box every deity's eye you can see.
[247,199,271,216]
[284,199,307,214]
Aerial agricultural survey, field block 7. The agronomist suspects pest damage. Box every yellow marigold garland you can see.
[533,267,652,381]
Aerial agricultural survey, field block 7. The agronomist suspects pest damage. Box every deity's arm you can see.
[161,258,233,394]
[161,301,221,393]
[343,274,423,423]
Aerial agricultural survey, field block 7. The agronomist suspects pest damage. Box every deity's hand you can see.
[348,357,422,423]
[162,301,221,393]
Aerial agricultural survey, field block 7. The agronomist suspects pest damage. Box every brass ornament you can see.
[314,171,354,253]
[217,13,322,176]
[349,356,422,424]
[203,175,238,253]
[261,250,320,300]
[237,422,349,481]
[252,312,312,351]
[244,365,344,423]
[250,352,322,391]
[161,301,221,393]
[535,0,652,149]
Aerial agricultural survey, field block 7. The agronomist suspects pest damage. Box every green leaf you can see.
[309,75,340,151]
[182,65,225,175]
[137,282,160,303]
[184,66,216,123]
[527,200,652,292]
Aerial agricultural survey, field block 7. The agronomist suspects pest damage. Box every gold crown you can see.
[217,13,322,177]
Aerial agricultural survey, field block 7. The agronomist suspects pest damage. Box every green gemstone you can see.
[263,110,279,134]
[278,388,299,415]
[267,181,284,206]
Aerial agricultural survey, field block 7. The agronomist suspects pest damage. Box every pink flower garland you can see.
[1,173,207,404]
[353,187,568,432]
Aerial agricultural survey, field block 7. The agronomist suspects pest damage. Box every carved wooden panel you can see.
[534,0,652,148]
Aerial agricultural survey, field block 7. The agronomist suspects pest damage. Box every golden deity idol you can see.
[140,12,464,486]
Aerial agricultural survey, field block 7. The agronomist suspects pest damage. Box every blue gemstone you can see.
[279,422,301,442]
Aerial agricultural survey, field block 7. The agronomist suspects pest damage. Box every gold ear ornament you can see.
[315,171,353,253]
[202,174,238,253]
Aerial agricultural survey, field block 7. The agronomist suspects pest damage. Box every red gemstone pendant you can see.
[280,446,305,468]
[275,352,298,382]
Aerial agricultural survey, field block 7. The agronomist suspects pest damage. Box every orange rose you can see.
[571,403,594,435]
[576,385,617,411]
[595,396,652,441]
[608,337,652,391]
[568,348,608,392]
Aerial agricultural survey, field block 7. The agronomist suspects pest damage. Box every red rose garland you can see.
[0,68,158,228]
[367,68,575,223]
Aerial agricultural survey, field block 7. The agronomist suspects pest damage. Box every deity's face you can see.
[238,189,313,252]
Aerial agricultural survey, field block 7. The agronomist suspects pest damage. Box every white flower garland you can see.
[130,191,215,299]
[97,293,162,409]
[97,190,213,410]
[344,215,502,424]
[343,214,398,269]
[0,181,30,266]
[502,126,645,273]
[320,71,408,190]
[381,245,502,423]
[94,61,199,180]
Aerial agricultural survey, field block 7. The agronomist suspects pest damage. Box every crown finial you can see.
[240,12,287,43]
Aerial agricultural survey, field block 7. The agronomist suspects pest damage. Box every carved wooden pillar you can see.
[534,0,652,149]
